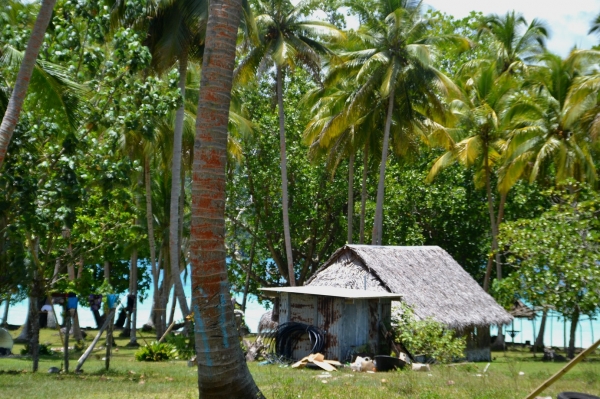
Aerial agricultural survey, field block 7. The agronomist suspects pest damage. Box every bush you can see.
[165,333,195,360]
[21,343,54,356]
[134,341,177,362]
[393,304,466,364]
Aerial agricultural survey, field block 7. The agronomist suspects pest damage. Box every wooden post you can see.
[525,338,600,399]
[64,308,71,372]
[158,320,177,343]
[75,309,115,373]
[105,310,115,371]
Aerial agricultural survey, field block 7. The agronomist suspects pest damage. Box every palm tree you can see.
[477,11,548,75]
[190,0,263,396]
[144,0,208,334]
[0,0,57,171]
[589,12,600,37]
[334,0,465,245]
[234,0,342,285]
[500,50,600,191]
[427,62,515,290]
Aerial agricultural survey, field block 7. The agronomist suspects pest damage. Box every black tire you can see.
[557,392,600,399]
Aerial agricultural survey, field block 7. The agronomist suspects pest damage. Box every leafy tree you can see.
[495,183,600,358]
[235,0,341,285]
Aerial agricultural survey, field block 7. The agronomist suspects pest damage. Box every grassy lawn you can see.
[1,328,599,399]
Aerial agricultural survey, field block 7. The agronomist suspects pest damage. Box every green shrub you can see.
[134,341,177,362]
[21,343,54,356]
[165,333,195,360]
[393,304,466,364]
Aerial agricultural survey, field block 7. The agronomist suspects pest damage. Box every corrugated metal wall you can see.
[278,292,392,361]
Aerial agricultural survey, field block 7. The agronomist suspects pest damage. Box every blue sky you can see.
[424,0,599,57]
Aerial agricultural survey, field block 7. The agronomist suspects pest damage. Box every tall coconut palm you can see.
[234,0,342,285]
[0,0,57,170]
[303,76,382,244]
[477,11,548,75]
[335,0,466,245]
[427,62,516,289]
[589,12,600,37]
[499,50,600,191]
[190,0,263,396]
[144,0,208,333]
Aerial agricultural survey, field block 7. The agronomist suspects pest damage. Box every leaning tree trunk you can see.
[359,143,368,244]
[0,0,57,170]
[372,89,395,245]
[347,153,354,244]
[168,50,191,332]
[568,308,580,359]
[276,65,295,286]
[190,0,263,396]
[534,309,548,351]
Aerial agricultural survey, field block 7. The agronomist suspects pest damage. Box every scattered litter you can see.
[519,371,525,376]
[139,380,145,385]
[366,370,375,374]
[350,356,375,372]
[483,363,490,373]
[412,363,430,372]
[48,367,60,374]
[321,380,328,383]
[447,380,455,386]
[291,353,341,371]
[316,373,332,379]
[427,373,433,377]
[476,374,483,377]
[381,379,387,383]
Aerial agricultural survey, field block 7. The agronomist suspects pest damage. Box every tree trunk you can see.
[67,257,83,341]
[0,0,57,170]
[568,308,580,359]
[129,247,138,344]
[144,155,159,334]
[1,296,9,326]
[191,0,263,395]
[276,65,295,286]
[359,143,368,244]
[103,261,111,284]
[347,153,354,244]
[482,145,500,291]
[372,88,395,245]
[534,309,548,350]
[169,50,191,331]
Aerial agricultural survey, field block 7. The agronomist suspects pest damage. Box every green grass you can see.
[1,328,599,398]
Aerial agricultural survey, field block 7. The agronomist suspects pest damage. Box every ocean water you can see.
[3,275,270,334]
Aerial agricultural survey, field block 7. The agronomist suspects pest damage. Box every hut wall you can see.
[464,326,492,362]
[278,293,393,361]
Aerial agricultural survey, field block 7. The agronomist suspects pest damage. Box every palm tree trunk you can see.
[0,0,57,170]
[145,155,159,334]
[534,309,548,350]
[242,220,258,312]
[372,88,395,245]
[495,191,507,279]
[276,65,295,286]
[169,50,191,331]
[483,146,500,291]
[191,0,263,395]
[359,143,368,244]
[568,307,580,359]
[347,153,354,244]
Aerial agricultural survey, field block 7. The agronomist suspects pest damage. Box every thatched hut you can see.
[305,245,513,361]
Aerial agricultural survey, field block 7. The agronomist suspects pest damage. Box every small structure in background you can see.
[305,245,513,361]
[0,327,13,356]
[260,286,401,362]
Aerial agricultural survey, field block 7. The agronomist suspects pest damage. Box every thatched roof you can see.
[510,299,536,319]
[305,245,513,330]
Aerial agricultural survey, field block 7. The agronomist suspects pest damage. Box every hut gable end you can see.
[306,245,512,330]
